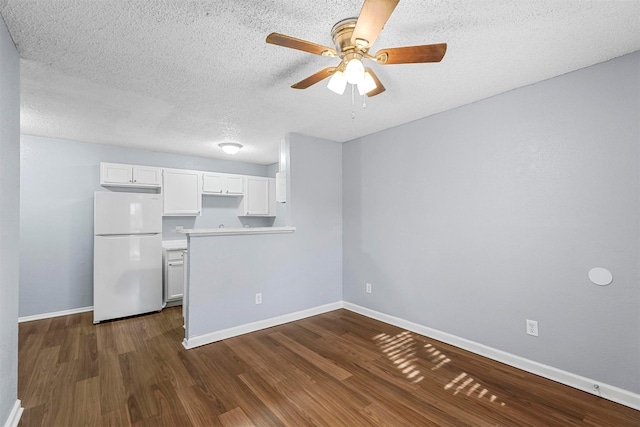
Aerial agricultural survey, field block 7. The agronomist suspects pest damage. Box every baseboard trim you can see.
[18,306,93,323]
[343,302,640,411]
[183,301,344,349]
[3,400,23,427]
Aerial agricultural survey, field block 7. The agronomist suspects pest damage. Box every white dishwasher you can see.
[162,240,187,306]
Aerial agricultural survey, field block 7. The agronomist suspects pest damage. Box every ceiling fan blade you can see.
[291,67,336,89]
[266,33,336,57]
[376,43,447,64]
[351,0,399,48]
[364,67,385,97]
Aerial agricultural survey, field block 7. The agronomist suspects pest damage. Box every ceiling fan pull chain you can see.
[351,84,356,119]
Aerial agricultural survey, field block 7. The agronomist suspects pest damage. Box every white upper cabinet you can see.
[162,168,202,216]
[99,162,276,219]
[133,167,162,186]
[239,176,275,216]
[100,162,161,188]
[226,175,244,195]
[202,173,244,196]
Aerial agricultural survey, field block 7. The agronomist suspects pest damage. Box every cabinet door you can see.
[244,177,270,215]
[133,166,161,187]
[162,169,202,216]
[267,177,276,216]
[202,173,224,194]
[225,175,244,195]
[167,260,184,300]
[100,163,132,185]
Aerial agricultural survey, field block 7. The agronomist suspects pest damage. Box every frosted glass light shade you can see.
[327,70,347,95]
[219,142,242,154]
[357,70,377,95]
[345,58,365,84]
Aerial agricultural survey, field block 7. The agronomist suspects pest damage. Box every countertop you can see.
[162,240,188,250]
[177,226,296,237]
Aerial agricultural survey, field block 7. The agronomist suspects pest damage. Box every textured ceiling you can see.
[1,1,639,165]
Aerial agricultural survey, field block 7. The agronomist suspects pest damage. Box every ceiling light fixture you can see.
[344,54,365,85]
[328,55,378,96]
[218,142,243,155]
[327,70,348,95]
[357,70,377,95]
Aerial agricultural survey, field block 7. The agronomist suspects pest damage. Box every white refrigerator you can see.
[93,192,163,323]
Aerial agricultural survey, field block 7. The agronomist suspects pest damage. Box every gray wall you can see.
[0,12,20,426]
[187,133,342,337]
[343,52,640,393]
[20,135,272,317]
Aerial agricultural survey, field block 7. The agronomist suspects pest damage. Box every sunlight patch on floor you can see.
[374,331,505,407]
[444,372,505,406]
[374,331,424,383]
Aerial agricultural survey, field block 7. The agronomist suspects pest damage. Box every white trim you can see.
[183,301,343,349]
[343,302,640,411]
[18,306,93,323]
[3,400,22,427]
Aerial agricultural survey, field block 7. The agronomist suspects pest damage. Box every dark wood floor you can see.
[18,307,639,426]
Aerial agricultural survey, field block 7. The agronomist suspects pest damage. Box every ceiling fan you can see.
[266,0,447,97]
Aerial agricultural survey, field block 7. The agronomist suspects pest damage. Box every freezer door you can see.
[93,234,162,323]
[94,192,162,235]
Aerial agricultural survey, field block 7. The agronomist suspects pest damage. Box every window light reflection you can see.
[374,331,506,407]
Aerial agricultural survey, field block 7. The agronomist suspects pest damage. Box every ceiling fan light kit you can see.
[358,71,377,95]
[265,0,447,98]
[344,53,366,84]
[327,70,348,95]
[218,142,243,155]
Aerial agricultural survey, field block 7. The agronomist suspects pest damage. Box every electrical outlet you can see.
[366,283,372,294]
[526,319,538,336]
[255,293,262,305]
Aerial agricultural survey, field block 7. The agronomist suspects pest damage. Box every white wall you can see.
[186,133,342,339]
[343,52,640,394]
[20,135,273,317]
[0,11,21,427]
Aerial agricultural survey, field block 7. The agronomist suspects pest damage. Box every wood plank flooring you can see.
[18,307,639,426]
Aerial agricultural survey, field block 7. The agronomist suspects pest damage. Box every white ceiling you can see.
[1,1,639,165]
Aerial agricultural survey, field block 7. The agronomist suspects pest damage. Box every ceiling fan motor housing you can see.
[331,18,362,56]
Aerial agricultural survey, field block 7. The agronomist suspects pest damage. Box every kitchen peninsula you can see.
[178,226,310,349]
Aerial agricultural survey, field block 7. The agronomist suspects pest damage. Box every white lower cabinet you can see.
[167,258,184,301]
[238,176,276,216]
[162,168,202,216]
[163,244,186,304]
